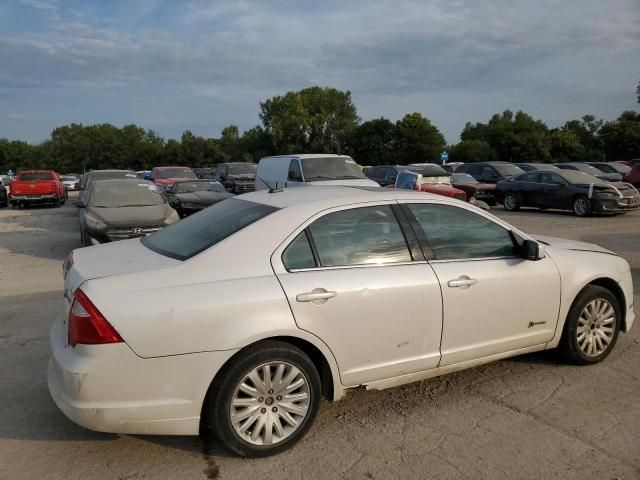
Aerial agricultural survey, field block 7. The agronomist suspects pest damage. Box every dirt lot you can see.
[1,197,639,480]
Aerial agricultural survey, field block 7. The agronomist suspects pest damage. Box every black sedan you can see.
[515,163,561,172]
[495,169,640,216]
[164,180,233,217]
[75,179,179,245]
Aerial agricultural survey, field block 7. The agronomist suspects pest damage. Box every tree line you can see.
[1,84,639,174]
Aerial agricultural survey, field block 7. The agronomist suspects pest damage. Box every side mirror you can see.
[522,239,545,261]
[73,201,85,208]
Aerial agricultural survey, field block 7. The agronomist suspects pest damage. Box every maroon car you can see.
[451,172,497,206]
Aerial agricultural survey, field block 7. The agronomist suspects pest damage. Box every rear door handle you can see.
[296,289,337,303]
[447,276,477,289]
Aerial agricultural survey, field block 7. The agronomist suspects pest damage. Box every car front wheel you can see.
[573,196,592,217]
[203,340,321,457]
[503,192,520,211]
[559,285,621,364]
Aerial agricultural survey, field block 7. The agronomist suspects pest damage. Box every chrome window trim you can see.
[288,260,426,273]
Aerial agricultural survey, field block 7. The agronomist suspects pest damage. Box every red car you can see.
[9,170,66,208]
[623,164,640,189]
[394,165,467,201]
[151,166,197,190]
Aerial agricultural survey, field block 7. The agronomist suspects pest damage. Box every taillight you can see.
[62,252,74,278]
[68,289,123,347]
[454,193,467,201]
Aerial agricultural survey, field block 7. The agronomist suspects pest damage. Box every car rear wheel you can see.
[559,285,620,365]
[503,192,520,211]
[203,340,321,457]
[573,196,591,217]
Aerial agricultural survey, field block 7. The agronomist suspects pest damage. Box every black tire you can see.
[503,192,520,211]
[558,285,621,365]
[203,340,321,457]
[573,195,592,217]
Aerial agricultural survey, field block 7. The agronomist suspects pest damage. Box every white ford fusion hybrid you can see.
[49,186,635,457]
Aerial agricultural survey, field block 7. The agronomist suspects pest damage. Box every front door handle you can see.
[447,276,477,289]
[296,289,337,303]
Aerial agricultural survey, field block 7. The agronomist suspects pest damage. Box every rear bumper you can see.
[47,312,238,435]
[10,194,58,203]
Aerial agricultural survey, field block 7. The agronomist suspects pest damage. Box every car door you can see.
[401,201,561,366]
[272,203,443,386]
[539,172,571,209]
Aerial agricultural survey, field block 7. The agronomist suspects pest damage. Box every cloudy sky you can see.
[1,0,638,144]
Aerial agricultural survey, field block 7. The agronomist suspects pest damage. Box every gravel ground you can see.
[1,196,639,480]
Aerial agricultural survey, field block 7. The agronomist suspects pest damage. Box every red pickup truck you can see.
[9,170,66,208]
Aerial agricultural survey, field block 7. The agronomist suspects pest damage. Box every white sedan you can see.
[49,186,635,457]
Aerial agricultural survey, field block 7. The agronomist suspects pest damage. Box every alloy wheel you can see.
[229,361,311,446]
[576,299,616,357]
[574,198,589,216]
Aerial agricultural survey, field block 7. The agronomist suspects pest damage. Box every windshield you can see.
[421,176,452,185]
[452,173,478,183]
[301,157,365,181]
[90,181,165,208]
[175,181,225,193]
[156,167,197,179]
[227,164,257,175]
[19,172,54,181]
[557,170,606,185]
[494,164,525,176]
[142,198,278,260]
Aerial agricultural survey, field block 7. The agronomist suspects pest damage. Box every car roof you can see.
[262,154,350,159]
[239,185,448,209]
[91,178,153,186]
[153,166,192,169]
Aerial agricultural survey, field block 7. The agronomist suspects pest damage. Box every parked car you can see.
[255,154,377,190]
[441,162,464,173]
[394,167,467,202]
[588,162,631,176]
[9,170,65,208]
[136,170,152,180]
[451,173,497,205]
[496,169,640,216]
[50,186,634,457]
[193,167,216,179]
[61,175,80,191]
[164,180,234,217]
[214,162,258,193]
[0,178,7,207]
[366,165,406,187]
[79,170,137,203]
[1,175,13,195]
[151,166,198,191]
[456,162,525,183]
[555,163,623,182]
[622,164,640,188]
[515,163,561,172]
[75,179,179,245]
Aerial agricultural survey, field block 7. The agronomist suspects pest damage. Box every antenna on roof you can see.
[257,174,283,193]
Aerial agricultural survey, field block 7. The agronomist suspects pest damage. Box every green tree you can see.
[394,113,445,164]
[347,117,396,165]
[562,115,604,162]
[461,110,550,163]
[449,139,495,163]
[549,128,584,162]
[240,126,273,161]
[260,86,359,153]
[599,111,640,161]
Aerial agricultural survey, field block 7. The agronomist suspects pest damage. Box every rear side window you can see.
[282,232,316,270]
[142,198,278,260]
[308,205,411,267]
[407,203,515,260]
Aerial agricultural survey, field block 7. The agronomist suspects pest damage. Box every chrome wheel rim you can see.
[504,194,516,210]
[577,299,616,357]
[230,361,311,446]
[574,198,588,216]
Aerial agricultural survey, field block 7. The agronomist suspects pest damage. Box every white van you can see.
[255,154,379,190]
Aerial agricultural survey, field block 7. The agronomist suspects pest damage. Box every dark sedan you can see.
[555,163,623,182]
[496,169,640,216]
[164,180,234,217]
[456,162,524,183]
[75,179,179,245]
[588,162,631,175]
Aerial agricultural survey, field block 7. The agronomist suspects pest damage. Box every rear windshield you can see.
[19,172,54,181]
[301,157,365,181]
[90,181,165,208]
[156,167,197,179]
[61,175,77,181]
[84,171,136,187]
[494,164,524,176]
[142,198,278,260]
[452,173,478,183]
[557,170,606,185]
